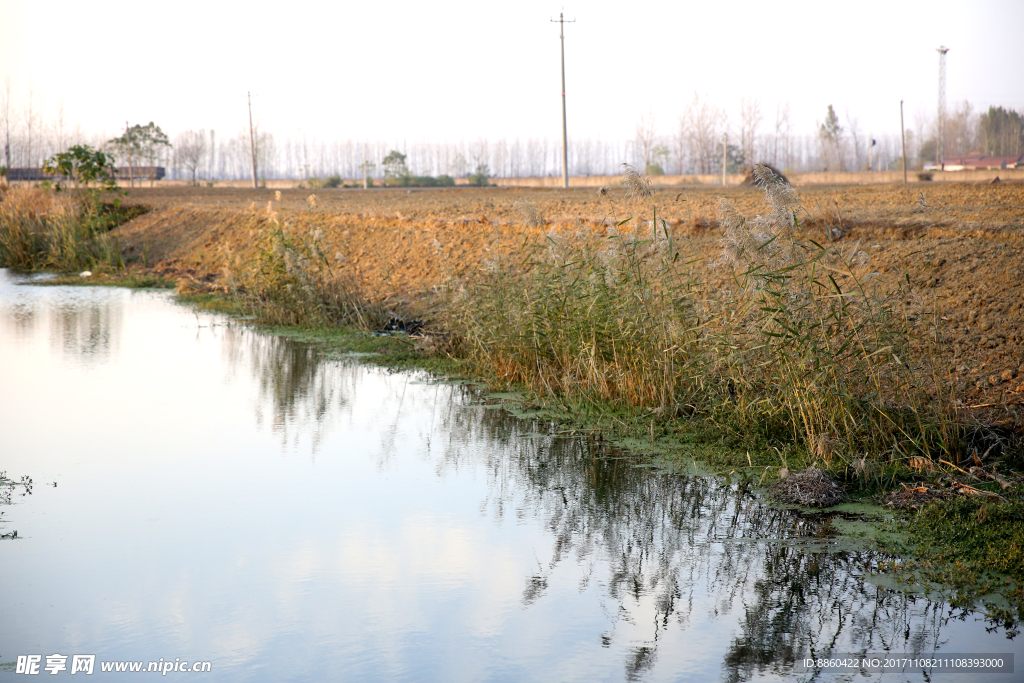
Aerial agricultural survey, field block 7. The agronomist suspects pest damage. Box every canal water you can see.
[0,269,1018,682]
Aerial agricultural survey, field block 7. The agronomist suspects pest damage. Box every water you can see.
[0,269,1018,682]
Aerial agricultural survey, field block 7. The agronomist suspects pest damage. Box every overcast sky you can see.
[2,0,1021,145]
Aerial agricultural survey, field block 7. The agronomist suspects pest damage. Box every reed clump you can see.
[0,185,125,271]
[223,206,388,330]
[450,165,956,480]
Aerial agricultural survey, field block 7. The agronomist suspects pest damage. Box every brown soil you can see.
[112,182,1024,425]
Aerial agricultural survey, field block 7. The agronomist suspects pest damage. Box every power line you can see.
[551,12,575,189]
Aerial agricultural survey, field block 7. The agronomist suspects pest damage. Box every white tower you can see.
[936,46,949,167]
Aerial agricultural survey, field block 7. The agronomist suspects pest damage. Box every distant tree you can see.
[358,159,375,187]
[739,98,762,168]
[448,152,467,178]
[1,79,10,170]
[467,163,490,186]
[944,100,977,157]
[382,150,409,181]
[107,122,171,185]
[818,105,844,170]
[646,145,669,176]
[43,144,116,191]
[685,93,726,174]
[175,130,207,184]
[724,142,745,174]
[772,102,791,169]
[635,114,658,170]
[673,116,689,174]
[979,106,1023,157]
[919,137,938,168]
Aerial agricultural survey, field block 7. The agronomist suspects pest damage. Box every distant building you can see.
[934,155,1024,171]
[113,166,166,180]
[3,166,166,181]
[4,168,69,181]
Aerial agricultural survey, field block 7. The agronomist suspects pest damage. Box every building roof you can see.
[942,154,1024,169]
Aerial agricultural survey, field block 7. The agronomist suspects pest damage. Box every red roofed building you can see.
[940,154,1024,170]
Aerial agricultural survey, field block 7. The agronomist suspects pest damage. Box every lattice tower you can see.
[937,46,949,166]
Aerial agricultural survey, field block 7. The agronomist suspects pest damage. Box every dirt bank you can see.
[113,182,1024,424]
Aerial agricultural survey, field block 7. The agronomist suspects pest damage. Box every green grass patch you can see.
[176,291,250,317]
[258,324,464,375]
[82,201,149,233]
[879,496,1024,637]
[35,272,174,288]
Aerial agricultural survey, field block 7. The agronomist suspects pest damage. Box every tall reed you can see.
[0,185,124,271]
[450,166,955,476]
[224,207,388,329]
[711,165,953,468]
[452,224,703,409]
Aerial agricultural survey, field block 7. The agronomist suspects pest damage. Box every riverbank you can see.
[3,174,1024,632]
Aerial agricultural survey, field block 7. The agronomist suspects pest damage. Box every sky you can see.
[1,0,1022,145]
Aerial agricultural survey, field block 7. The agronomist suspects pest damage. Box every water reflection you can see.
[0,272,121,364]
[2,269,1018,682]
[219,327,351,451]
[452,408,956,681]
[48,298,122,362]
[224,326,1006,681]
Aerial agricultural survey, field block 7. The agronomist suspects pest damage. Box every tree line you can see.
[2,82,1021,182]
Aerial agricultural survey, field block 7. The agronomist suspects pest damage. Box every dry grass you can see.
[0,185,123,271]
[447,165,959,480]
[221,203,389,329]
[106,180,1023,466]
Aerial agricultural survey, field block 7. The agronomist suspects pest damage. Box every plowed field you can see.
[114,182,1024,422]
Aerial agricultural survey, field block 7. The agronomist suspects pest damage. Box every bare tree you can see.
[674,116,689,174]
[913,108,929,168]
[175,129,207,183]
[739,98,762,168]
[1,78,10,170]
[54,97,67,153]
[207,130,216,180]
[635,113,657,170]
[772,102,791,168]
[945,100,977,157]
[23,88,35,169]
[685,93,726,174]
[845,111,862,170]
[818,104,844,171]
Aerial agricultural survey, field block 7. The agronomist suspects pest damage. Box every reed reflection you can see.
[440,405,958,681]
[225,329,987,682]
[219,326,357,452]
[47,298,121,363]
[0,271,121,362]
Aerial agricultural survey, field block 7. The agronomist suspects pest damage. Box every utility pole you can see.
[936,46,949,169]
[900,100,908,184]
[551,13,574,189]
[209,130,216,181]
[248,91,258,189]
[125,121,134,188]
[722,132,728,187]
[362,143,368,189]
